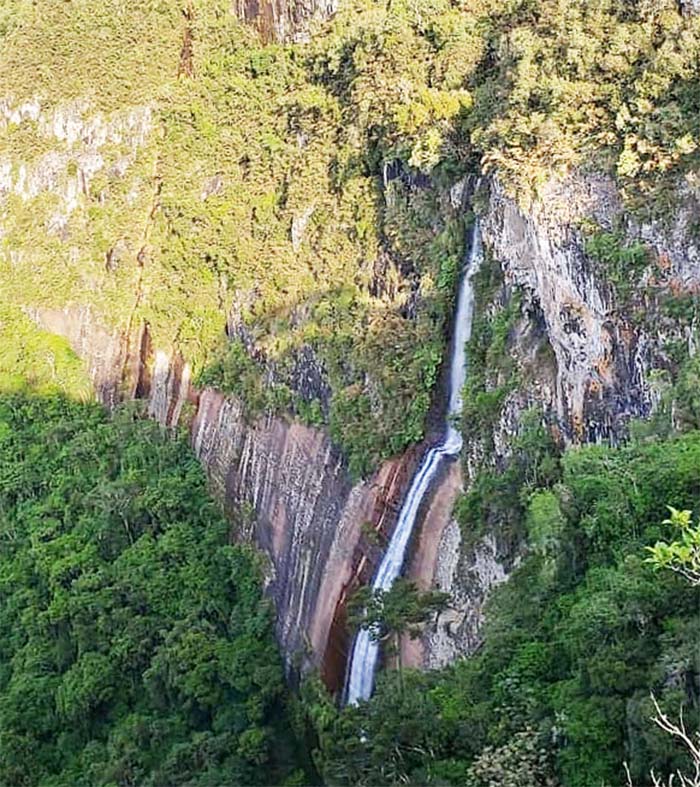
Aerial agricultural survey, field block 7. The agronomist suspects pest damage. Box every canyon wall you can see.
[482,174,700,442]
[22,167,700,680]
[409,171,700,668]
[190,387,419,686]
[0,89,429,691]
[5,82,700,683]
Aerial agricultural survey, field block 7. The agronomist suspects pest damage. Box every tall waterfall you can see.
[345,221,483,705]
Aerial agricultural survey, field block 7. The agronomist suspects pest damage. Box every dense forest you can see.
[3,0,700,472]
[0,397,697,785]
[2,0,700,786]
[0,394,307,786]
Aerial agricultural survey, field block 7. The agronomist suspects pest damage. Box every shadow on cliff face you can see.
[189,376,448,698]
[198,265,454,475]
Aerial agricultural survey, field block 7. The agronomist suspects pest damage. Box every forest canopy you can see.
[1,1,700,785]
[305,427,700,786]
[2,0,700,475]
[0,393,305,786]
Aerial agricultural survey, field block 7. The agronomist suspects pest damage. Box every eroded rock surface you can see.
[191,388,418,682]
[19,167,700,681]
[412,172,700,669]
[482,173,700,442]
[232,0,338,42]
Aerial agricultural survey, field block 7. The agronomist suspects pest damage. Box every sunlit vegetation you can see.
[2,2,700,783]
[0,305,91,398]
[3,0,700,472]
[305,428,700,786]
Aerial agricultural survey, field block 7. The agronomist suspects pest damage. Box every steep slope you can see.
[413,171,700,667]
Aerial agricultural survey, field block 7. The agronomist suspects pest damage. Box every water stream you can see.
[345,220,483,705]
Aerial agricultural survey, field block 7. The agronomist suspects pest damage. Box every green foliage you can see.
[307,431,700,786]
[5,0,699,474]
[0,393,303,786]
[457,409,561,548]
[465,727,556,787]
[460,249,522,448]
[585,229,650,303]
[672,353,700,431]
[348,579,449,644]
[527,489,566,578]
[0,0,181,111]
[630,351,700,440]
[198,338,293,417]
[646,506,700,585]
[0,0,30,38]
[0,306,91,398]
[303,670,459,787]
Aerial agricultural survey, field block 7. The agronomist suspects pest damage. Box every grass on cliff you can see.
[0,305,92,399]
[0,1,181,112]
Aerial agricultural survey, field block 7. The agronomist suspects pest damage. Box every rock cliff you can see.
[4,61,699,684]
[16,166,700,682]
[14,304,420,687]
[232,0,338,42]
[411,171,700,668]
[190,387,419,685]
[481,174,700,441]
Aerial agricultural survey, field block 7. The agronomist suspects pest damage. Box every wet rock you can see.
[191,388,416,680]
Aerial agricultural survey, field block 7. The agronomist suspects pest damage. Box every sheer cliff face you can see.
[232,0,338,41]
[411,172,700,669]
[21,312,416,684]
[191,389,416,683]
[4,34,698,678]
[481,174,700,442]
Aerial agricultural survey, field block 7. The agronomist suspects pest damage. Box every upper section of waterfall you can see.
[448,223,484,423]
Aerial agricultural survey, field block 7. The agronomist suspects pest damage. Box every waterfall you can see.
[345,220,483,705]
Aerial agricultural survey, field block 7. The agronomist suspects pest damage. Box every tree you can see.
[626,507,700,787]
[0,393,305,786]
[466,727,559,787]
[625,696,700,787]
[348,578,449,689]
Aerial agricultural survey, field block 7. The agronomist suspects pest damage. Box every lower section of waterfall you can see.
[345,222,484,705]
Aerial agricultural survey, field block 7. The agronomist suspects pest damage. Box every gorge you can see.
[2,1,700,785]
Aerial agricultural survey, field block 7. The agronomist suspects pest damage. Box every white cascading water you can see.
[345,220,484,705]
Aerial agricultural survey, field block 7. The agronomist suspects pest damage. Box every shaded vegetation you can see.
[460,248,522,449]
[3,0,700,472]
[0,393,305,786]
[2,2,700,784]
